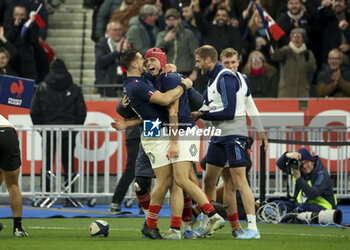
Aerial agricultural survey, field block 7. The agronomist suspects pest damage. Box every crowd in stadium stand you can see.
[1,0,350,98]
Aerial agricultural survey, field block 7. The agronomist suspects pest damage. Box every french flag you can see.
[21,4,45,38]
[253,1,285,41]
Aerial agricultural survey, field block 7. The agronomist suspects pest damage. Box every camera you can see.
[286,158,302,174]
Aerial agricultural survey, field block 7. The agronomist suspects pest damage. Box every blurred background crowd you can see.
[0,0,350,98]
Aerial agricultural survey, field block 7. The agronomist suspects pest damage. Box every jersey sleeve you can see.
[131,83,157,102]
[201,75,238,121]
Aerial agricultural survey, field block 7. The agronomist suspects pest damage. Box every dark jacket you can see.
[316,63,350,97]
[276,10,313,46]
[276,153,336,209]
[30,59,87,125]
[316,5,350,63]
[194,11,242,55]
[95,37,122,96]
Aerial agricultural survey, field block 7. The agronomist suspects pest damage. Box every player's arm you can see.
[111,118,142,131]
[197,75,237,121]
[149,78,192,106]
[166,99,179,159]
[245,95,268,151]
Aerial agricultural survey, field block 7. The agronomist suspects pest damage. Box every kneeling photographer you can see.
[273,148,341,224]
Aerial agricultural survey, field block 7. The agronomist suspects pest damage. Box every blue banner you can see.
[0,75,34,109]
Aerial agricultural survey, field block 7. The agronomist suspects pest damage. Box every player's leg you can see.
[3,168,27,236]
[172,161,225,238]
[221,168,244,238]
[163,178,183,240]
[1,127,27,237]
[134,143,153,217]
[142,164,172,239]
[230,167,259,239]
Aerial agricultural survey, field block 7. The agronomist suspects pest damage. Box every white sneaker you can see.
[237,228,260,239]
[161,228,181,240]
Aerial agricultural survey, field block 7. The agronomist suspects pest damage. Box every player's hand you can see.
[258,131,268,152]
[111,118,128,131]
[190,111,202,122]
[166,141,178,159]
[164,63,177,73]
[121,94,129,108]
[181,77,193,89]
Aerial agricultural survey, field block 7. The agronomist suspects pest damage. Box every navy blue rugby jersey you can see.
[123,76,167,122]
[156,73,195,129]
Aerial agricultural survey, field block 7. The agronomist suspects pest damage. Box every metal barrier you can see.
[0,126,349,205]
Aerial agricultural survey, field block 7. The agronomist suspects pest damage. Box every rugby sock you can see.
[182,197,193,231]
[193,203,201,216]
[13,217,22,230]
[170,216,182,230]
[182,197,192,222]
[246,214,258,231]
[227,212,240,231]
[199,214,209,229]
[201,203,215,217]
[147,205,161,229]
[136,191,150,210]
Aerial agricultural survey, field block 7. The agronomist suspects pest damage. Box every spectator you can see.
[271,28,317,97]
[180,1,203,45]
[95,0,124,41]
[30,59,87,199]
[0,47,18,76]
[316,0,350,64]
[276,0,314,47]
[84,0,105,42]
[192,0,243,55]
[0,26,18,74]
[156,8,198,81]
[3,5,38,80]
[242,9,273,64]
[242,50,278,98]
[3,0,48,42]
[3,4,49,82]
[110,0,157,36]
[126,4,159,55]
[95,20,130,97]
[316,48,350,97]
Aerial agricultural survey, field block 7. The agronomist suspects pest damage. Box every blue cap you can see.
[298,148,313,162]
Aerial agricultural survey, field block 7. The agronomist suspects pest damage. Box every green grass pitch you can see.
[0,218,349,250]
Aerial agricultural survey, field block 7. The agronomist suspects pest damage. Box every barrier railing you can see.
[0,126,349,204]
